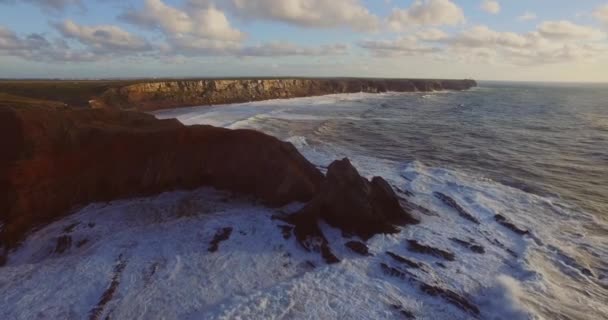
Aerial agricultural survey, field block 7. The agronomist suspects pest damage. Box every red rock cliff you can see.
[0,106,323,252]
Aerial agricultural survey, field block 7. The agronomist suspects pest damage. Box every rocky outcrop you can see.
[93,78,477,111]
[286,158,418,250]
[0,105,324,254]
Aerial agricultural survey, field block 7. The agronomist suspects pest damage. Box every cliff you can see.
[93,78,477,111]
[0,105,324,253]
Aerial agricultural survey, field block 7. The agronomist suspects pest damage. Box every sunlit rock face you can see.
[94,78,477,111]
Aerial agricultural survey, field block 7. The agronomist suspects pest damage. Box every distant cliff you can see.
[93,78,477,111]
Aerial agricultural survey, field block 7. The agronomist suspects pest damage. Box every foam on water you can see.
[2,90,607,319]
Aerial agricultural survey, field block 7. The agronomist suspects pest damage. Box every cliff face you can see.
[94,78,477,111]
[0,105,324,252]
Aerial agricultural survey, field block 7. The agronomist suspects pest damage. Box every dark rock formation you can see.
[208,227,233,252]
[390,304,416,319]
[93,78,477,111]
[450,238,485,254]
[345,241,371,256]
[420,283,480,316]
[55,235,72,254]
[494,214,529,235]
[386,251,423,269]
[434,192,480,224]
[407,240,455,261]
[381,261,479,316]
[278,225,293,240]
[290,158,418,241]
[0,106,323,251]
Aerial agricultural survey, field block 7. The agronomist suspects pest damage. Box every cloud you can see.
[241,42,348,57]
[55,20,151,52]
[120,0,244,42]
[444,24,607,65]
[538,20,606,40]
[388,0,465,30]
[0,25,100,62]
[227,0,379,31]
[480,0,500,14]
[416,28,449,41]
[0,0,82,12]
[517,11,537,21]
[359,37,440,57]
[593,5,608,25]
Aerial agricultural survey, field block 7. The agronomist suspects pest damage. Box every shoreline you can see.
[0,78,477,110]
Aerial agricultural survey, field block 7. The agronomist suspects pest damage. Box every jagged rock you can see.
[434,192,480,224]
[386,251,423,269]
[0,106,323,249]
[208,228,233,253]
[55,235,72,254]
[407,240,455,261]
[345,241,371,256]
[291,158,418,241]
[494,214,529,235]
[420,283,480,316]
[278,225,293,240]
[390,304,416,319]
[450,238,485,254]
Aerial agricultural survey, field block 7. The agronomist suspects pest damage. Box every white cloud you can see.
[227,0,379,31]
[388,0,465,30]
[241,42,348,57]
[538,20,605,40]
[359,37,440,57]
[120,0,244,42]
[0,25,101,62]
[0,0,82,12]
[416,28,449,41]
[593,5,608,25]
[518,11,537,21]
[443,24,607,65]
[55,20,151,52]
[480,0,500,14]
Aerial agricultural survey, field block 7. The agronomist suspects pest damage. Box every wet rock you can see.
[345,241,371,256]
[487,238,518,258]
[420,283,480,316]
[62,222,79,233]
[291,158,418,241]
[278,225,293,240]
[208,227,233,253]
[435,262,447,268]
[76,239,89,248]
[450,238,485,254]
[407,240,455,261]
[1,106,323,249]
[55,235,72,254]
[494,214,529,235]
[89,255,127,320]
[433,192,479,224]
[391,304,415,319]
[0,253,6,267]
[380,263,409,279]
[386,251,423,269]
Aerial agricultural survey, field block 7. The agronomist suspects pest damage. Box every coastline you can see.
[0,78,477,111]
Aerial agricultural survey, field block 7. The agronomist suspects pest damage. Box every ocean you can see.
[156,81,608,319]
[1,82,606,319]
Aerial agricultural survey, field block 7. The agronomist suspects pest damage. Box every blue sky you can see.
[1,0,608,81]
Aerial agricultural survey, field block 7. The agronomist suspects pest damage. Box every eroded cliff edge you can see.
[0,105,324,255]
[94,78,477,111]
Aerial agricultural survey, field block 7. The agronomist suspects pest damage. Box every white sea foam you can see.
[3,93,606,319]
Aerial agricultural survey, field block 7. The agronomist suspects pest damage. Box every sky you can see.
[1,0,608,82]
